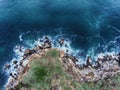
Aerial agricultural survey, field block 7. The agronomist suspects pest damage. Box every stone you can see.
[63,58,67,63]
[58,39,64,46]
[112,60,118,65]
[19,61,23,66]
[23,60,29,67]
[13,60,18,64]
[113,65,119,71]
[51,85,61,90]
[9,73,13,76]
[34,45,41,51]
[86,57,92,66]
[19,46,22,52]
[66,49,69,53]
[102,72,112,79]
[44,42,51,48]
[59,50,65,58]
[79,64,84,69]
[87,72,94,78]
[5,64,11,69]
[24,49,33,56]
[45,36,49,40]
[14,65,18,69]
[94,61,101,68]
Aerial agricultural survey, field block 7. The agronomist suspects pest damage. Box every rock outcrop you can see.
[5,36,120,90]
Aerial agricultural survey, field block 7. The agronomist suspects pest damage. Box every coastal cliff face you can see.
[5,37,120,90]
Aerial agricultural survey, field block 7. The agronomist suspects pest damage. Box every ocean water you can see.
[0,0,120,89]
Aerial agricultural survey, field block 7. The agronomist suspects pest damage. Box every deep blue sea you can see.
[0,0,120,89]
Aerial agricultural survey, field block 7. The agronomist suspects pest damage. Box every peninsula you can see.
[5,36,120,90]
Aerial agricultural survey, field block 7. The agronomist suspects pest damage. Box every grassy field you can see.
[17,49,120,90]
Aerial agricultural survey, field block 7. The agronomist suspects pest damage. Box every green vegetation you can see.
[34,67,48,82]
[17,82,24,89]
[22,49,67,90]
[20,49,120,90]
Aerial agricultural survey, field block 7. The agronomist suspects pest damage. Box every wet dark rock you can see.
[19,46,22,52]
[86,57,92,66]
[79,64,87,69]
[66,49,69,53]
[118,52,120,56]
[9,73,13,76]
[44,39,51,45]
[45,36,49,40]
[58,39,64,46]
[19,61,23,66]
[4,64,11,69]
[84,64,88,68]
[24,49,33,57]
[94,61,101,69]
[14,73,17,76]
[116,58,120,65]
[64,53,69,59]
[74,56,78,62]
[66,54,77,63]
[9,73,15,78]
[78,64,83,69]
[14,65,18,69]
[43,42,52,49]
[65,44,68,47]
[40,39,43,43]
[108,55,112,61]
[118,56,120,61]
[14,73,18,80]
[44,36,51,45]
[63,58,67,63]
[13,61,18,64]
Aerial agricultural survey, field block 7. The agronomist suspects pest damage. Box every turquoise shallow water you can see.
[0,0,120,89]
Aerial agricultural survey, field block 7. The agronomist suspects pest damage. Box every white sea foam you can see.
[19,33,24,41]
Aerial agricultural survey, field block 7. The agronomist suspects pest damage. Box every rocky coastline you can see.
[4,36,120,90]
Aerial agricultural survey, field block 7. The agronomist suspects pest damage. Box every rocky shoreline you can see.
[4,36,120,90]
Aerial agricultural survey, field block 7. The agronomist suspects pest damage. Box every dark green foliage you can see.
[48,49,58,57]
[34,67,48,82]
[17,82,24,89]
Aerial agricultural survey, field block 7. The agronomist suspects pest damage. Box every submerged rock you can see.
[4,64,11,69]
[58,39,64,46]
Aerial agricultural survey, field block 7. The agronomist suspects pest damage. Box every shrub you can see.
[34,67,48,82]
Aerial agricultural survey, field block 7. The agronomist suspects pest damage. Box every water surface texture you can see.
[0,0,120,89]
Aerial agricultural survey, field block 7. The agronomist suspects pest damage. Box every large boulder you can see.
[102,72,112,79]
[86,57,92,66]
[112,65,120,71]
[13,60,18,64]
[24,49,33,57]
[59,50,65,58]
